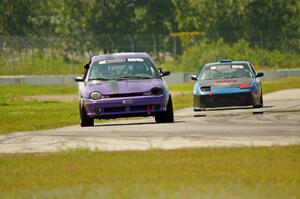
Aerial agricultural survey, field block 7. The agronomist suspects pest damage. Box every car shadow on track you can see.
[93,120,185,127]
[197,105,273,112]
[193,106,274,117]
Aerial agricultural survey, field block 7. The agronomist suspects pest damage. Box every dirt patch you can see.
[19,94,77,102]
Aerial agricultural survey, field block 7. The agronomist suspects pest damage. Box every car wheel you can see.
[155,95,174,123]
[80,103,94,127]
[253,94,263,108]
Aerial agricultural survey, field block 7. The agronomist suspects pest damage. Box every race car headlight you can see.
[151,87,163,95]
[89,91,102,100]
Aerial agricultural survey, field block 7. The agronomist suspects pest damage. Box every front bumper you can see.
[82,94,168,119]
[193,92,258,109]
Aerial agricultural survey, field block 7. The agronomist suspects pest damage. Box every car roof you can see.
[91,52,152,62]
[204,60,251,67]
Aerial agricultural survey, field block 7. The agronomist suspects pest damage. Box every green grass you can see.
[172,93,193,110]
[168,82,194,91]
[0,85,78,133]
[0,146,300,199]
[0,102,78,132]
[262,77,300,93]
[0,77,300,133]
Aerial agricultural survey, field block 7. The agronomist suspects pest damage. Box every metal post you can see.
[152,34,157,55]
[173,37,177,59]
[260,31,264,49]
[107,34,114,53]
[127,35,134,52]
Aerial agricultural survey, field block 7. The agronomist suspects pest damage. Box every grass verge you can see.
[262,77,300,93]
[0,85,78,133]
[0,77,300,133]
[0,146,300,199]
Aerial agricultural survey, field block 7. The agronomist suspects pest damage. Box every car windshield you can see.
[199,64,253,80]
[88,59,159,81]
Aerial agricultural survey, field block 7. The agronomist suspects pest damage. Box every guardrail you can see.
[0,69,300,85]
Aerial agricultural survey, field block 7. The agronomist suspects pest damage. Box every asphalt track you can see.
[0,89,300,153]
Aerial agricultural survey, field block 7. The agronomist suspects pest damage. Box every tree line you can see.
[0,0,299,52]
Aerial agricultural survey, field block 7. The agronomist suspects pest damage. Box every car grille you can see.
[130,105,148,111]
[106,92,144,98]
[103,104,160,113]
[196,93,254,108]
[103,107,126,113]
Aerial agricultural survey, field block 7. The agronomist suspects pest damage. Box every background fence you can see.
[1,69,300,85]
[0,32,299,75]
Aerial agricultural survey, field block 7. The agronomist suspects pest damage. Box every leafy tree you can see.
[135,0,176,34]
[0,0,299,54]
[245,0,300,49]
[0,0,34,35]
[88,0,135,35]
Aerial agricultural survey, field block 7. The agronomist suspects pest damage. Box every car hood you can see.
[199,78,254,88]
[81,79,165,96]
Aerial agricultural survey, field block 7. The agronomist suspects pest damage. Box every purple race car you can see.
[75,52,174,127]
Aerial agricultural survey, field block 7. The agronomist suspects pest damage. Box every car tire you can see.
[80,103,94,127]
[253,94,263,108]
[155,95,174,123]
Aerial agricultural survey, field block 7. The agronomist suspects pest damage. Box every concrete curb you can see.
[1,69,300,85]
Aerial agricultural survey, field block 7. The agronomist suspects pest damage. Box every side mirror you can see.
[256,72,264,78]
[75,76,84,82]
[84,63,90,70]
[191,75,198,81]
[158,67,163,73]
[161,71,170,77]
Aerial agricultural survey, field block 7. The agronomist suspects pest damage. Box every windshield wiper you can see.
[89,77,111,81]
[116,75,152,80]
